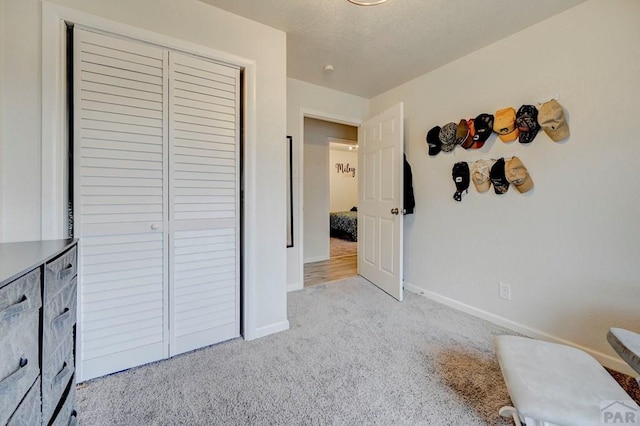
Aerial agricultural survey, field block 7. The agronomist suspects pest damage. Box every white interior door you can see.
[74,28,169,381]
[357,103,404,301]
[168,52,240,356]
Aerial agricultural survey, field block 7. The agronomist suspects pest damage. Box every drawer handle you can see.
[0,357,29,389]
[54,362,71,385]
[0,294,29,321]
[68,410,78,426]
[52,307,72,328]
[58,264,75,280]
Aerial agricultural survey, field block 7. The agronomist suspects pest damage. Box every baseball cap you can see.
[452,161,470,202]
[505,156,534,193]
[493,107,519,142]
[515,105,540,144]
[426,126,442,156]
[538,99,569,142]
[439,122,458,153]
[471,159,493,193]
[459,119,475,149]
[489,157,509,194]
[466,119,477,149]
[455,119,470,147]
[472,113,494,148]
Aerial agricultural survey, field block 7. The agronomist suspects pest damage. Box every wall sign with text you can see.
[335,163,356,177]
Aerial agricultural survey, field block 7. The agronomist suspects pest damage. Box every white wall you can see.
[1,0,288,340]
[370,0,640,373]
[286,78,369,289]
[329,148,358,212]
[1,0,42,241]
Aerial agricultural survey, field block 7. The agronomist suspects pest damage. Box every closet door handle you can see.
[0,295,29,321]
[150,223,160,231]
[0,357,29,390]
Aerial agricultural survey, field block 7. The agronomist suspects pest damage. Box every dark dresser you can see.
[0,239,78,426]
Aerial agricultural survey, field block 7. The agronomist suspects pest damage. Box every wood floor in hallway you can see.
[304,238,357,287]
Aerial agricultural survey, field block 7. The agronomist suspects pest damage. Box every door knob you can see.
[150,223,160,231]
[390,208,399,215]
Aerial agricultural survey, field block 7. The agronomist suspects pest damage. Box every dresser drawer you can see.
[51,378,77,426]
[0,270,41,426]
[42,330,75,424]
[45,245,77,302]
[44,277,77,359]
[6,377,41,426]
[0,309,40,426]
[0,268,41,328]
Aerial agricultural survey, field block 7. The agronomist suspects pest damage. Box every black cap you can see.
[426,126,442,156]
[452,161,470,202]
[515,105,540,144]
[489,157,509,194]
[472,113,494,147]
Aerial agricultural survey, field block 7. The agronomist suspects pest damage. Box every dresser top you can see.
[0,239,77,287]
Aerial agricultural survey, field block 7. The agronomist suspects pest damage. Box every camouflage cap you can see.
[439,122,458,153]
[515,105,540,144]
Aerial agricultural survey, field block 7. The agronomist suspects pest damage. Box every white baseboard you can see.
[287,282,303,292]
[404,281,636,376]
[247,320,290,341]
[304,255,329,263]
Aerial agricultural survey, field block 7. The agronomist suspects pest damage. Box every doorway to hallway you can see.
[302,117,358,286]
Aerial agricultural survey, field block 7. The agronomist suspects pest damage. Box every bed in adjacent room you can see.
[329,210,358,242]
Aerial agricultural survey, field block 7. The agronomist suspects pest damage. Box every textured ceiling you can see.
[198,0,587,98]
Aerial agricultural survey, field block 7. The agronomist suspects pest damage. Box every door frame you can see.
[41,3,260,361]
[295,108,361,291]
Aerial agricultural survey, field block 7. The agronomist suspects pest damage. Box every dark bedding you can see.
[329,211,358,241]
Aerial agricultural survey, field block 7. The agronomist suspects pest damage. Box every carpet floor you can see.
[76,277,638,425]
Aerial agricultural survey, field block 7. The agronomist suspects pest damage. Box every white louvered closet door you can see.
[75,29,168,381]
[74,29,240,381]
[168,52,240,356]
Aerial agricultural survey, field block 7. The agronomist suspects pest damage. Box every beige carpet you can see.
[76,277,639,425]
[76,277,515,425]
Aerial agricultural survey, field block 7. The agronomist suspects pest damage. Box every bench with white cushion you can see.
[608,327,640,382]
[494,335,639,426]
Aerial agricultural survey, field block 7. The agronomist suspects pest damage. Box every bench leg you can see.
[499,406,522,426]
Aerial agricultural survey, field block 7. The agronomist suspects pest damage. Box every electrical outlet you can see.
[499,282,511,300]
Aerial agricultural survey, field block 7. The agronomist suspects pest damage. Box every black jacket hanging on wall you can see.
[404,155,416,214]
